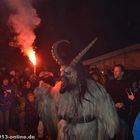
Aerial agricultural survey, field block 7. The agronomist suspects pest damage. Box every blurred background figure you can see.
[106,64,133,140]
[133,112,140,140]
[0,76,15,134]
[25,93,39,136]
[88,65,106,86]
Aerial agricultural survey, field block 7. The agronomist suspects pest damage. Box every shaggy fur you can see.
[34,38,119,140]
[35,79,119,140]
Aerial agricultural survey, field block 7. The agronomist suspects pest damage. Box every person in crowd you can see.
[88,66,106,86]
[16,96,26,135]
[0,76,15,134]
[128,76,140,132]
[21,80,34,99]
[8,75,19,131]
[133,112,140,140]
[25,93,39,136]
[106,64,134,140]
[38,71,55,86]
[22,67,32,81]
[15,79,33,135]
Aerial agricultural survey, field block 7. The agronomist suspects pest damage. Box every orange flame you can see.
[27,49,36,66]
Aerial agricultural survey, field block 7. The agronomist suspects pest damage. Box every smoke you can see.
[4,0,41,56]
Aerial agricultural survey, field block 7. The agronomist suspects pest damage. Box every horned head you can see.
[51,38,98,93]
[51,37,98,67]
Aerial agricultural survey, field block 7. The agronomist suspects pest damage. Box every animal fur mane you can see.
[35,80,119,140]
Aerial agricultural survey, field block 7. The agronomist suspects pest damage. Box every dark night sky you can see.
[0,0,140,71]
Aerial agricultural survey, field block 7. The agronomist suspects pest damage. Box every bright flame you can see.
[27,49,36,66]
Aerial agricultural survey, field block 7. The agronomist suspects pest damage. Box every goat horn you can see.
[70,37,98,67]
[51,40,70,65]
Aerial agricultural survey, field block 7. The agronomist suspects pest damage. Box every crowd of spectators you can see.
[0,65,139,140]
[0,67,54,139]
[89,64,140,140]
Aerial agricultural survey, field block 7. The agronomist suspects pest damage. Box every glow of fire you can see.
[27,49,36,66]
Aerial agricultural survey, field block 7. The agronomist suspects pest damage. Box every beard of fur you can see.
[58,85,82,121]
[59,75,88,108]
[59,76,78,94]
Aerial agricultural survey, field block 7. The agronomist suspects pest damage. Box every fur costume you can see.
[34,38,119,140]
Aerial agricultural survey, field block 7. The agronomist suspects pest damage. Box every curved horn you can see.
[70,37,98,67]
[51,40,70,65]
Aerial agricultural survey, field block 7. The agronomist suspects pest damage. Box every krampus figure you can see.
[35,38,119,140]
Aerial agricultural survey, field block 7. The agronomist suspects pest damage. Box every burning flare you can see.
[5,0,40,68]
[28,49,36,66]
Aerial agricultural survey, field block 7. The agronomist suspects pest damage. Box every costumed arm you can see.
[88,80,119,139]
[34,83,58,139]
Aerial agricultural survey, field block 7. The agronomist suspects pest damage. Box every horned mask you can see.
[51,37,98,93]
